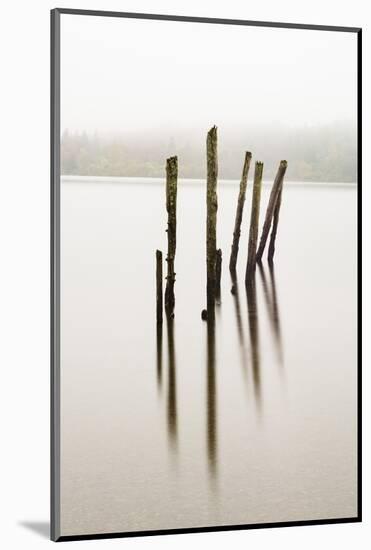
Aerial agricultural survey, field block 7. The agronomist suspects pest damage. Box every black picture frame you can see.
[51,8,362,542]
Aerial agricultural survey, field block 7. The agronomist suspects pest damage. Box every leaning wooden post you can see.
[206,126,218,320]
[268,180,284,263]
[156,250,163,324]
[229,151,252,273]
[245,162,263,282]
[165,156,178,317]
[256,160,287,263]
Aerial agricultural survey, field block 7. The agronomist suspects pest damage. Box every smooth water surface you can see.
[60,177,357,536]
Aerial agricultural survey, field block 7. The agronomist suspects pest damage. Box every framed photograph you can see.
[51,8,361,542]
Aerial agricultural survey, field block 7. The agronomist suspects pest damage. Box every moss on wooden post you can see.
[256,160,287,263]
[206,126,218,319]
[245,162,263,282]
[268,177,285,263]
[229,151,252,273]
[165,156,178,317]
[156,250,163,324]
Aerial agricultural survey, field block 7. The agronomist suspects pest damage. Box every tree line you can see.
[61,123,356,183]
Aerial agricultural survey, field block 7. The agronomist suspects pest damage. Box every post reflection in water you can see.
[230,271,249,385]
[245,277,262,409]
[257,262,284,365]
[206,317,218,484]
[166,317,178,451]
[230,271,245,347]
[156,322,163,391]
[268,261,283,365]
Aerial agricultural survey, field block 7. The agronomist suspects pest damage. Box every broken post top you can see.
[276,160,288,179]
[240,151,252,185]
[207,125,218,139]
[240,152,252,183]
[207,126,218,176]
[166,155,178,172]
[254,161,264,174]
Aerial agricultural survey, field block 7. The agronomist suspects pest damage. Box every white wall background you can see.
[0,0,368,548]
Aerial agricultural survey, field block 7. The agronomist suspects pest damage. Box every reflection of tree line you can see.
[156,266,283,484]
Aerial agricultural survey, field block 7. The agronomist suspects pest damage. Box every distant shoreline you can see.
[61,175,357,187]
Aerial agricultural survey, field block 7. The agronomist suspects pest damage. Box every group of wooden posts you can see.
[156,126,287,324]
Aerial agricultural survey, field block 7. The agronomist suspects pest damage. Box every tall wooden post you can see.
[256,160,287,263]
[245,162,263,282]
[229,151,252,273]
[165,156,178,317]
[206,126,218,320]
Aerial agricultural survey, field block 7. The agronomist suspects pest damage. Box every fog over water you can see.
[60,15,357,182]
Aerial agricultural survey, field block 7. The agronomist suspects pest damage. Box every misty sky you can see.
[61,14,357,135]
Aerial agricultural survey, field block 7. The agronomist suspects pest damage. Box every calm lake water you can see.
[60,176,357,536]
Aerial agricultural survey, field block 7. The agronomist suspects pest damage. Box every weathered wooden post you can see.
[229,151,252,273]
[165,156,178,317]
[245,162,263,282]
[156,249,163,324]
[206,126,218,320]
[268,179,284,263]
[256,160,287,263]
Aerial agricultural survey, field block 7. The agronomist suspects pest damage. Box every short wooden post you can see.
[256,160,287,263]
[245,162,263,282]
[206,126,218,320]
[165,156,178,317]
[229,151,252,273]
[156,250,163,324]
